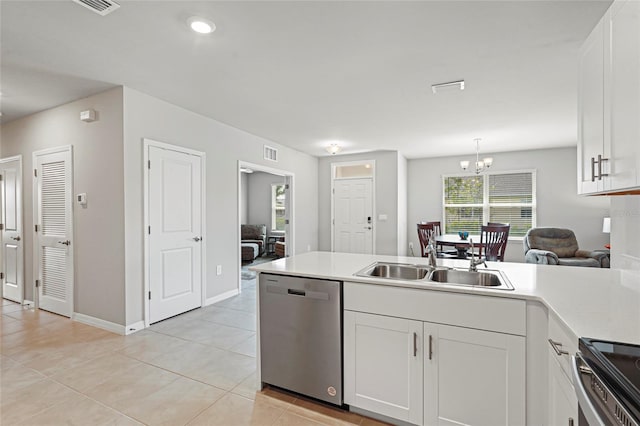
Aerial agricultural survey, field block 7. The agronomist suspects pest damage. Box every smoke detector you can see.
[72,0,120,16]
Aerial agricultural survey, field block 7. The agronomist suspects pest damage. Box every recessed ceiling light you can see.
[188,16,216,34]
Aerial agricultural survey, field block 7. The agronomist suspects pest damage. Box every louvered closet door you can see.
[34,147,73,317]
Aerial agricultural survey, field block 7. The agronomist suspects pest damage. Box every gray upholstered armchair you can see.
[523,228,609,268]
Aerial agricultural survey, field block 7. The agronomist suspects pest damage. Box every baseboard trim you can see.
[205,289,239,306]
[72,312,126,335]
[125,320,145,335]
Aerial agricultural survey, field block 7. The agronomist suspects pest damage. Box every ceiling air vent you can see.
[264,145,278,162]
[72,0,120,16]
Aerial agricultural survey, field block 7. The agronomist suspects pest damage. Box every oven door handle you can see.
[572,354,606,426]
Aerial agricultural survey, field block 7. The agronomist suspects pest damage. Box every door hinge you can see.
[0,175,3,181]
[0,223,3,231]
[148,160,151,169]
[0,272,4,280]
[34,224,39,232]
[34,169,37,177]
[332,188,335,194]
[148,226,151,235]
[148,291,151,300]
[285,184,289,190]
[285,219,290,225]
[35,279,40,288]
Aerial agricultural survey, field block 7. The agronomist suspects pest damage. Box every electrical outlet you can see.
[216,265,222,275]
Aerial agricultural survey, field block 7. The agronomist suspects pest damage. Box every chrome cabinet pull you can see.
[429,334,433,360]
[597,154,609,180]
[548,339,569,356]
[413,332,417,357]
[591,157,597,182]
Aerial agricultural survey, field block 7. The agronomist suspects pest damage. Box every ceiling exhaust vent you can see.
[264,145,278,162]
[72,0,120,16]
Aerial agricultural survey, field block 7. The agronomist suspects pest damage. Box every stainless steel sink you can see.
[428,268,513,290]
[354,262,514,290]
[355,262,432,280]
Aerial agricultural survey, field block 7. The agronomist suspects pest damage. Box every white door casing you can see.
[145,140,205,324]
[1,156,24,303]
[333,178,373,254]
[283,175,292,257]
[33,147,74,317]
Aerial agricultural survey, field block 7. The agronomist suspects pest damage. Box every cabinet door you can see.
[424,323,525,426]
[578,17,605,194]
[608,0,640,191]
[344,311,423,425]
[548,348,578,426]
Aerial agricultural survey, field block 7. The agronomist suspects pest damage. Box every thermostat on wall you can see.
[80,109,96,122]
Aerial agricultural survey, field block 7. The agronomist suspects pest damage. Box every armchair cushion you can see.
[525,228,578,258]
[241,224,266,255]
[557,257,600,267]
[524,249,559,265]
[524,227,608,268]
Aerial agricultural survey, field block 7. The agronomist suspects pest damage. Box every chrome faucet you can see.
[427,236,437,268]
[468,238,487,272]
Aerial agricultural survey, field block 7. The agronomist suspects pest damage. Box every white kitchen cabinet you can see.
[548,347,578,426]
[423,323,526,426]
[578,0,640,195]
[344,310,424,425]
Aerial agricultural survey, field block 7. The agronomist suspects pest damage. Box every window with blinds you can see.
[443,171,536,237]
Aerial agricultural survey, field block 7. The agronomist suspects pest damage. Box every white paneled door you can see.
[147,143,204,324]
[34,147,74,317]
[333,178,373,254]
[1,156,23,303]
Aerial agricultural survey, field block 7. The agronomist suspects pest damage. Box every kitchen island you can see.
[251,252,640,426]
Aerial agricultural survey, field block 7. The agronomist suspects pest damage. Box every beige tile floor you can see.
[0,277,389,426]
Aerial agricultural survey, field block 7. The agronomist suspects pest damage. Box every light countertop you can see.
[251,251,640,345]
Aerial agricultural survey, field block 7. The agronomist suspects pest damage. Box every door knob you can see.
[193,237,202,242]
[58,240,71,246]
[364,226,372,230]
[11,236,21,241]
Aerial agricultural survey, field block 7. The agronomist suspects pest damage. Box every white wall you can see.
[610,195,640,271]
[0,88,126,324]
[397,153,408,256]
[123,87,318,325]
[318,151,401,255]
[246,171,285,236]
[408,147,610,263]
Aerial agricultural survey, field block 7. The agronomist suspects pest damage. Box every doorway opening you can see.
[331,160,376,254]
[238,161,294,294]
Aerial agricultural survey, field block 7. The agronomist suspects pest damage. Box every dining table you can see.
[435,234,482,259]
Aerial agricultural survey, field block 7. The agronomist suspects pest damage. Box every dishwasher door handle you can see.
[288,289,306,296]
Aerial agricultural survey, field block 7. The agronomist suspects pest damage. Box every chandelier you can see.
[460,138,493,174]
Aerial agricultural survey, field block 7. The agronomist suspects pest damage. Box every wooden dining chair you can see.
[417,223,436,257]
[479,224,510,261]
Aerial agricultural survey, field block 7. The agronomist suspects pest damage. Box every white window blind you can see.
[443,171,536,237]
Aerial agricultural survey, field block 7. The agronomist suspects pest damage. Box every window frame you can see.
[271,183,286,233]
[441,169,537,239]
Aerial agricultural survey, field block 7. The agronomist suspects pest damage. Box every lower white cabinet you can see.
[344,310,424,425]
[423,323,526,426]
[344,309,526,426]
[548,347,578,426]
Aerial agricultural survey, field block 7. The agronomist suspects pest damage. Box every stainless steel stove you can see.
[573,338,640,426]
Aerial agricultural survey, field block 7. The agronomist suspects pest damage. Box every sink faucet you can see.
[468,238,487,272]
[427,236,437,268]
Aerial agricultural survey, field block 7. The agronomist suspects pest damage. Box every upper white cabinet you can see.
[578,0,640,195]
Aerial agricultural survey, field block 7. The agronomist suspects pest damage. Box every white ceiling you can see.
[0,0,611,158]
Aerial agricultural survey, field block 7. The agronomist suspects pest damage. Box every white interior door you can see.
[1,156,23,303]
[333,178,373,254]
[147,144,203,324]
[34,147,74,317]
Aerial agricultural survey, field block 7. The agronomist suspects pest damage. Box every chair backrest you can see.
[480,224,510,261]
[524,228,579,258]
[425,221,442,237]
[417,223,436,257]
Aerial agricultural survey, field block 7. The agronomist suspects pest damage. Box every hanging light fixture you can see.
[460,138,493,174]
[326,144,342,155]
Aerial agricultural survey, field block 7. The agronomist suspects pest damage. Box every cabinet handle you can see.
[429,334,433,360]
[413,332,417,357]
[597,154,609,180]
[548,339,569,356]
[591,157,597,182]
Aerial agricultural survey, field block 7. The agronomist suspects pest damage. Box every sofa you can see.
[523,227,609,268]
[241,224,266,256]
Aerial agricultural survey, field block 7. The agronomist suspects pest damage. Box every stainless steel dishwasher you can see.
[259,273,342,406]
